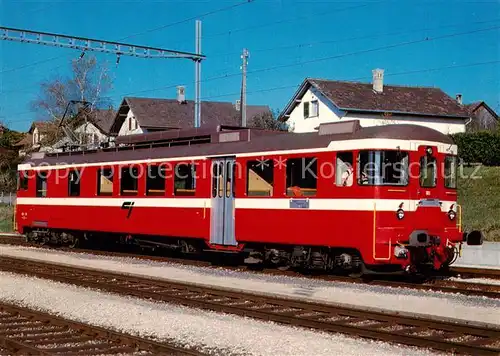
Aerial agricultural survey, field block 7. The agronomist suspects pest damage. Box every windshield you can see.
[420,155,437,187]
[444,155,457,189]
[358,150,409,186]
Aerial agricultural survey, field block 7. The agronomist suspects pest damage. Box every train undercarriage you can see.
[22,227,479,277]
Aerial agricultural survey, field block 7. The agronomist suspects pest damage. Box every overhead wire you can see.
[111,24,500,99]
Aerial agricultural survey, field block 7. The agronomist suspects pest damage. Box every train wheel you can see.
[68,236,80,249]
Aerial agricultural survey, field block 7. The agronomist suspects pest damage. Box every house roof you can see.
[13,133,32,147]
[89,109,115,134]
[110,97,271,134]
[29,121,57,134]
[280,78,470,121]
[465,101,499,119]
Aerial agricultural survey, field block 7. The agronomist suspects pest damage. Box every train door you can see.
[210,158,237,246]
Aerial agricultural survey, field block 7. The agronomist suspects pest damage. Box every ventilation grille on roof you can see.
[317,120,361,135]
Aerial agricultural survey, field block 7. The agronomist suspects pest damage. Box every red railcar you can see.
[14,121,483,274]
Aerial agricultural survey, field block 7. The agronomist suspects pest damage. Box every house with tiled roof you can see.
[110,87,272,136]
[464,101,498,132]
[279,69,471,134]
[52,109,116,151]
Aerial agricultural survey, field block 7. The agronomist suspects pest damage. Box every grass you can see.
[458,166,500,242]
[0,205,13,233]
[0,167,498,240]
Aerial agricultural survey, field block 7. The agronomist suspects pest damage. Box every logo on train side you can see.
[121,201,135,218]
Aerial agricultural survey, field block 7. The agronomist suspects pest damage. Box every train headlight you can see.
[396,208,405,220]
[448,209,456,220]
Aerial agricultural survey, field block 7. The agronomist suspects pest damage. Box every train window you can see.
[146,165,166,196]
[444,156,457,189]
[246,159,273,196]
[226,161,232,198]
[286,157,317,196]
[212,163,220,198]
[120,166,139,196]
[358,150,409,186]
[68,170,81,197]
[420,156,437,188]
[336,152,353,187]
[174,163,196,196]
[36,171,47,197]
[18,171,29,191]
[97,168,113,196]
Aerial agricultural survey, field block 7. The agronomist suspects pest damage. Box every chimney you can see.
[176,86,186,103]
[456,94,463,105]
[235,99,241,111]
[372,68,384,93]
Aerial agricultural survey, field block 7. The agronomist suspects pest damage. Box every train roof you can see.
[22,121,454,168]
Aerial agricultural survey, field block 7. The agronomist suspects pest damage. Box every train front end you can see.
[365,142,483,274]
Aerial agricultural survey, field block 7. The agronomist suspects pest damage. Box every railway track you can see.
[0,299,203,355]
[0,255,499,355]
[0,235,499,300]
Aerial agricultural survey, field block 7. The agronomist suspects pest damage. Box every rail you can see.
[0,255,498,355]
[0,300,204,355]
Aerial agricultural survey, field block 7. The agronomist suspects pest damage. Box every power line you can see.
[202,3,370,40]
[209,17,500,58]
[121,23,500,98]
[0,1,253,80]
[121,0,254,41]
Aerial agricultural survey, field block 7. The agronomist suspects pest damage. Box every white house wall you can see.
[74,123,108,143]
[286,87,343,133]
[118,109,143,136]
[286,87,466,135]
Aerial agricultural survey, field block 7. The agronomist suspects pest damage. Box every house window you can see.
[174,163,196,196]
[134,118,138,130]
[336,152,353,187]
[246,160,273,196]
[146,165,166,196]
[303,102,310,119]
[311,100,319,117]
[128,117,132,131]
[36,171,48,197]
[68,170,81,196]
[286,157,317,196]
[97,168,113,196]
[18,171,29,191]
[120,166,139,196]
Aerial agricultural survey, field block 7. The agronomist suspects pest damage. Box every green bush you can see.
[451,131,500,166]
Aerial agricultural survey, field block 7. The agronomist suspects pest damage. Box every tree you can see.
[248,109,288,131]
[0,124,25,192]
[31,55,113,146]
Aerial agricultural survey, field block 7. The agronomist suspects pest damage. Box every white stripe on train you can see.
[15,197,456,213]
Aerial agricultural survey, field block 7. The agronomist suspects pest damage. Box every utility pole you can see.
[240,48,249,127]
[194,20,202,128]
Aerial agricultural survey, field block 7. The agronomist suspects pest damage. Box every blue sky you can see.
[0,0,499,132]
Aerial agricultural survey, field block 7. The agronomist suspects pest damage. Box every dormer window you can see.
[311,100,319,117]
[303,102,309,119]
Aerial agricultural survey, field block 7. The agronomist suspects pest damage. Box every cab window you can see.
[444,155,457,189]
[18,171,29,191]
[420,155,437,188]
